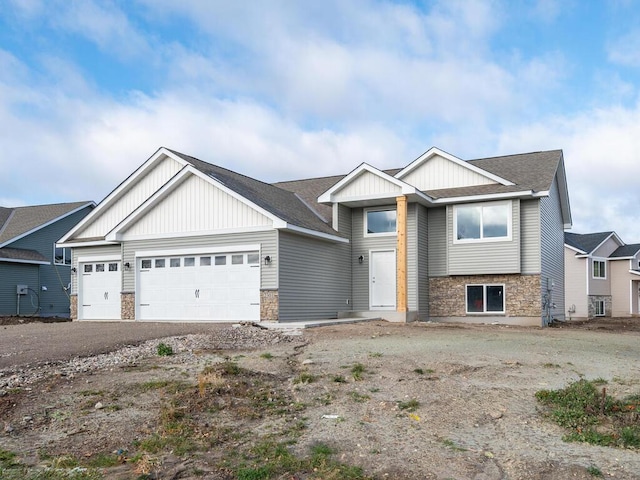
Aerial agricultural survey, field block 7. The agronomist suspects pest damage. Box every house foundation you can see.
[121,292,135,320]
[260,289,279,322]
[587,295,611,319]
[70,294,78,320]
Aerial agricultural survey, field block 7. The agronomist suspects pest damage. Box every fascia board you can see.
[105,165,285,241]
[1,202,96,248]
[430,190,533,204]
[57,240,119,248]
[59,147,182,243]
[0,258,50,265]
[117,226,274,242]
[629,269,640,277]
[396,147,515,186]
[565,244,587,255]
[318,163,414,204]
[278,223,349,244]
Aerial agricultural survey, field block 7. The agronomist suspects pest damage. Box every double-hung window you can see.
[595,300,605,317]
[593,260,606,279]
[466,284,505,314]
[454,202,511,242]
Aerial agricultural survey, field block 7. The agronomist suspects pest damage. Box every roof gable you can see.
[610,243,640,259]
[564,231,621,255]
[395,147,514,189]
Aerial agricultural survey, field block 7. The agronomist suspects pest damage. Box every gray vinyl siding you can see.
[72,244,122,294]
[5,206,93,317]
[427,207,447,277]
[337,204,352,239]
[447,200,521,275]
[540,177,565,322]
[417,204,429,320]
[351,206,397,310]
[278,231,351,320]
[407,204,417,311]
[122,230,278,293]
[521,199,541,274]
[0,263,39,315]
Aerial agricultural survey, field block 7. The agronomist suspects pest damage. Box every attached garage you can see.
[136,249,260,321]
[79,259,121,320]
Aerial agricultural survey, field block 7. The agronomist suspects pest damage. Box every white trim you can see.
[431,190,533,204]
[0,258,50,265]
[57,240,118,248]
[395,147,515,186]
[465,283,506,314]
[318,163,416,204]
[592,258,607,280]
[0,202,95,248]
[591,232,624,255]
[629,269,640,277]
[332,203,339,231]
[117,226,274,242]
[564,243,586,255]
[280,224,350,244]
[453,201,512,244]
[363,207,397,238]
[326,192,403,204]
[78,254,122,263]
[135,244,261,258]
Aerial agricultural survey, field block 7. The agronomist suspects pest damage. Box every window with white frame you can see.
[365,208,397,236]
[595,300,605,316]
[466,284,505,314]
[593,260,606,279]
[454,202,511,242]
[54,245,71,265]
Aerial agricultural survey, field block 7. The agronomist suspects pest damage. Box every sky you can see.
[1,0,639,241]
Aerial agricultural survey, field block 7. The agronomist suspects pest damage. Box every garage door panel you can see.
[138,251,260,321]
[80,262,121,320]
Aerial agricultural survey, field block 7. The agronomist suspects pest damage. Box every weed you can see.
[86,453,120,468]
[543,363,561,368]
[156,342,173,356]
[293,372,317,384]
[368,352,383,358]
[587,465,603,477]
[414,368,424,374]
[139,380,172,391]
[536,378,640,448]
[398,399,420,412]
[441,438,467,451]
[0,449,19,469]
[349,391,370,403]
[369,387,380,393]
[259,352,274,360]
[6,387,22,395]
[351,363,366,381]
[332,375,347,383]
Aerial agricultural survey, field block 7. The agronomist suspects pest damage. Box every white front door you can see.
[370,249,396,310]
[80,261,121,320]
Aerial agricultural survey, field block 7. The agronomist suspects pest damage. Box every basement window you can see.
[466,284,505,314]
[595,300,605,316]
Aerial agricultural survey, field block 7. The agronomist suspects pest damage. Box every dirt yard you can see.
[1,318,639,479]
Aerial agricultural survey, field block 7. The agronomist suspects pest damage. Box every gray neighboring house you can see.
[564,231,640,319]
[57,146,571,326]
[0,201,95,317]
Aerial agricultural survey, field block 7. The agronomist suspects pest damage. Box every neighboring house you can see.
[0,202,95,317]
[57,146,571,326]
[564,232,640,319]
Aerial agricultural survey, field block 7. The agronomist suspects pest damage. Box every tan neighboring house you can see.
[564,232,640,319]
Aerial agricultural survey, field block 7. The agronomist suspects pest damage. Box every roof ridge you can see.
[468,149,563,162]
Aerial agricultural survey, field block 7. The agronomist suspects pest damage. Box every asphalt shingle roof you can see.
[610,243,640,258]
[168,149,344,238]
[0,247,48,263]
[564,232,614,254]
[0,202,92,245]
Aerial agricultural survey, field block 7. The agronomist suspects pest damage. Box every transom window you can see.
[54,246,71,266]
[466,285,505,314]
[365,208,397,236]
[454,202,511,242]
[593,260,606,279]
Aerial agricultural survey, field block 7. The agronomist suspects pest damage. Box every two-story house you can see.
[564,231,640,319]
[57,146,571,326]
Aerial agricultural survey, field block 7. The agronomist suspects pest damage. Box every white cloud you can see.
[608,29,640,67]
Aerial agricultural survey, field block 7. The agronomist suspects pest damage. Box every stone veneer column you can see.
[121,293,135,320]
[70,294,78,320]
[260,289,279,322]
[396,195,408,313]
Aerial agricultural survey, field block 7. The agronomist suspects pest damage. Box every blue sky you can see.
[1,0,640,241]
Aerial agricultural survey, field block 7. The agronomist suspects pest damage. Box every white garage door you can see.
[80,261,121,320]
[137,251,260,321]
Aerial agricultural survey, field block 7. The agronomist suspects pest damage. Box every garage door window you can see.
[141,259,151,269]
[200,256,211,266]
[248,254,259,264]
[184,257,195,267]
[155,259,165,268]
[109,263,118,272]
[232,254,243,265]
[170,258,180,268]
[215,256,226,266]
[95,263,104,272]
[84,264,93,273]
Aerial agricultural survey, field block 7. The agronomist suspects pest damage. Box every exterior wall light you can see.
[264,255,272,264]
[71,267,77,274]
[358,255,364,264]
[124,262,131,270]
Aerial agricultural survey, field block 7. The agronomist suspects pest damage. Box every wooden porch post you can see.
[396,195,407,312]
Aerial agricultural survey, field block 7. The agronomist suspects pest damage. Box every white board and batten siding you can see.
[278,231,351,321]
[120,175,272,239]
[447,200,521,275]
[540,178,566,321]
[77,156,182,239]
[400,155,497,191]
[332,171,401,200]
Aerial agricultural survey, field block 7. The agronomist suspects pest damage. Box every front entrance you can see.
[370,249,396,310]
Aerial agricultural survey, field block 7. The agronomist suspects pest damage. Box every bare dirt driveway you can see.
[1,319,639,479]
